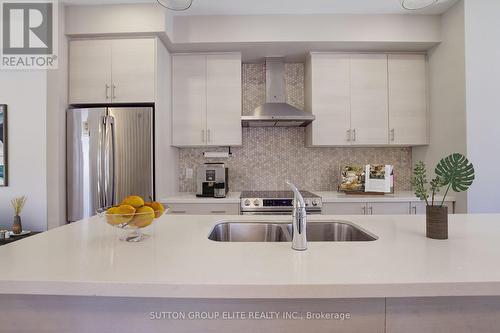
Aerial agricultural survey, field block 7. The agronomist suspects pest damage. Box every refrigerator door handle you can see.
[97,115,106,208]
[109,116,116,206]
[104,115,116,207]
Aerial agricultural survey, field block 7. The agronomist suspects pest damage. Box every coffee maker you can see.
[196,163,229,198]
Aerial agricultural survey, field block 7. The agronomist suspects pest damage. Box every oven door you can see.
[241,211,292,216]
[241,210,322,216]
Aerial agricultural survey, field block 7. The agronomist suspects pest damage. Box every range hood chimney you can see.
[241,58,315,127]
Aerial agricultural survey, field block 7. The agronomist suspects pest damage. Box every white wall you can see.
[0,4,67,231]
[413,1,467,212]
[173,14,441,44]
[464,0,500,213]
[0,71,48,231]
[46,4,68,229]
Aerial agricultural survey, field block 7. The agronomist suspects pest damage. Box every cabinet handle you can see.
[369,206,373,215]
[346,129,351,142]
[412,206,417,215]
[353,129,357,142]
[362,206,366,215]
[171,210,187,214]
[207,129,211,143]
[112,85,116,100]
[202,129,205,143]
[105,84,110,100]
[210,210,226,214]
[390,129,395,142]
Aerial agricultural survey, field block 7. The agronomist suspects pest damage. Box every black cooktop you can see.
[240,190,320,199]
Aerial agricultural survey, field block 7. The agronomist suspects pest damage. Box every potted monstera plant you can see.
[412,153,475,240]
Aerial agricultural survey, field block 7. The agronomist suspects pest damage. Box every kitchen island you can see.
[1,214,499,332]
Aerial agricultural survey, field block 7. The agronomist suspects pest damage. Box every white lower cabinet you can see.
[166,201,455,216]
[168,203,239,215]
[322,202,367,215]
[369,202,411,215]
[410,201,455,215]
[324,201,455,215]
[323,202,409,215]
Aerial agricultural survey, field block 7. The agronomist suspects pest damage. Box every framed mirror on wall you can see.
[0,105,8,186]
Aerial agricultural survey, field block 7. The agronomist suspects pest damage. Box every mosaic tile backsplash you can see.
[178,63,412,192]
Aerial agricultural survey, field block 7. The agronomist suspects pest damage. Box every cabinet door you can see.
[111,39,156,103]
[172,55,207,146]
[206,54,242,146]
[308,54,351,146]
[388,54,428,145]
[322,203,368,215]
[350,54,389,145]
[69,40,112,104]
[411,201,455,214]
[168,203,239,215]
[368,202,410,215]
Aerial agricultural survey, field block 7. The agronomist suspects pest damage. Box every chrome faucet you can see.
[286,181,307,251]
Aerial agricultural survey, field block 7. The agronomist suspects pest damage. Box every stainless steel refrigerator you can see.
[67,106,154,222]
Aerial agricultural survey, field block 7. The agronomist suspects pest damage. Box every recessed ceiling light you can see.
[156,0,193,11]
[400,0,439,10]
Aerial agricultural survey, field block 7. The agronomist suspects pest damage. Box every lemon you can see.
[132,206,155,228]
[145,201,165,218]
[121,195,145,209]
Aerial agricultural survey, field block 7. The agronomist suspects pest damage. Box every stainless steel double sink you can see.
[208,221,377,242]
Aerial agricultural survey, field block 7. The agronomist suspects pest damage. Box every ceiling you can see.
[63,0,459,15]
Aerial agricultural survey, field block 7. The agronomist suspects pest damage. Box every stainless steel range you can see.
[240,190,322,215]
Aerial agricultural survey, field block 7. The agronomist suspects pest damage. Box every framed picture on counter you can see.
[338,164,394,194]
[0,105,8,186]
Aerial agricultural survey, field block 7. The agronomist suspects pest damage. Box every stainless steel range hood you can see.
[242,58,315,127]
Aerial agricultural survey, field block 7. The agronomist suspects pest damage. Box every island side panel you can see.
[386,296,500,333]
[0,295,384,333]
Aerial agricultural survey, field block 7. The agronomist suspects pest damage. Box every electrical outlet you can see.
[185,168,193,179]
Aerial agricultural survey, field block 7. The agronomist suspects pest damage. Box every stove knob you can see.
[305,199,310,207]
[244,199,251,206]
[253,199,260,206]
[312,199,319,207]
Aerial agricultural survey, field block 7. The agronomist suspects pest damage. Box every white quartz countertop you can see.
[161,192,241,204]
[0,213,498,299]
[161,191,454,204]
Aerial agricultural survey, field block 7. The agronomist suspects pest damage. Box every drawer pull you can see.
[171,210,187,214]
[210,211,227,214]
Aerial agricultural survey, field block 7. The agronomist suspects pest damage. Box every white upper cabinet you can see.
[69,40,112,104]
[388,54,428,145]
[172,55,207,146]
[110,39,156,103]
[172,53,242,147]
[306,52,428,147]
[306,53,351,146]
[350,54,389,145]
[206,54,242,146]
[69,38,156,104]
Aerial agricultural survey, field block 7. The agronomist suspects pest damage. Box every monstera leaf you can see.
[435,153,475,192]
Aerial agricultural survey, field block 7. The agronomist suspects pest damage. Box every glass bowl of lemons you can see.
[96,195,167,242]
